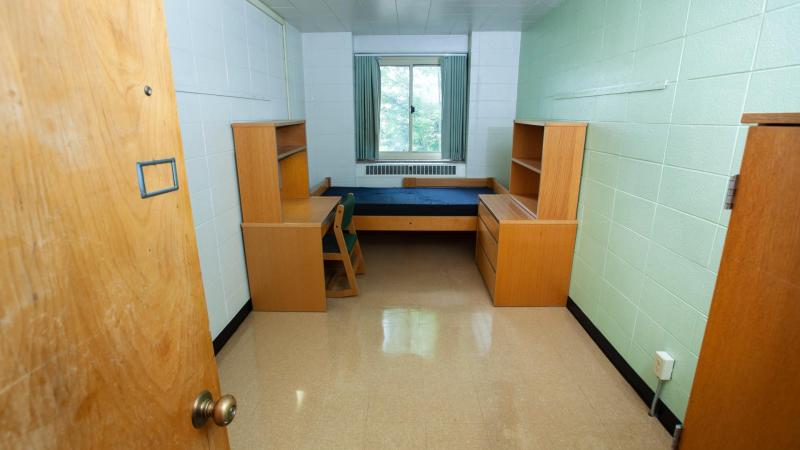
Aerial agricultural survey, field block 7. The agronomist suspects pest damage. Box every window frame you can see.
[377,56,443,161]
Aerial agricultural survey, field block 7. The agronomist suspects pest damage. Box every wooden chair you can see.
[323,193,366,297]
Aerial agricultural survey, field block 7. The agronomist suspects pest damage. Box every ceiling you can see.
[261,0,563,34]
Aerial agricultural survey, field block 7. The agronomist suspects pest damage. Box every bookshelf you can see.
[231,121,311,222]
[476,120,587,306]
[508,120,585,220]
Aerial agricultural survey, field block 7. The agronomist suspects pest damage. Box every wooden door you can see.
[681,115,800,449]
[1,1,229,448]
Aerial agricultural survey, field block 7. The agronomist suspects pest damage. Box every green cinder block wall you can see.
[516,0,800,419]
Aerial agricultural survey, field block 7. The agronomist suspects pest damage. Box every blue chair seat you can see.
[323,232,357,254]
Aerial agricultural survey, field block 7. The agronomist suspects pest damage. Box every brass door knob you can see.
[192,390,237,428]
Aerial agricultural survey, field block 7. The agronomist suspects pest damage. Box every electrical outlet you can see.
[653,351,674,381]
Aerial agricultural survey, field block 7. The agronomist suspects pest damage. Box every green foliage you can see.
[379,66,409,152]
[412,66,442,153]
[379,65,441,154]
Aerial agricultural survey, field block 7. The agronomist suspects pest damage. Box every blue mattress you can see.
[322,186,494,216]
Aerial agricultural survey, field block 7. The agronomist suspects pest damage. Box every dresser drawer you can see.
[478,202,499,240]
[476,242,496,298]
[477,217,498,270]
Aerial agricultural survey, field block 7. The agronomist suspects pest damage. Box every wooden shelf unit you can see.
[232,121,311,224]
[476,120,587,306]
[511,157,542,173]
[511,194,539,216]
[509,120,586,219]
[232,121,337,312]
[277,145,307,160]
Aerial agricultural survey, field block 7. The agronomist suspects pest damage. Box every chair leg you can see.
[353,241,366,274]
[325,260,358,298]
[326,249,359,298]
[325,268,341,290]
[341,251,359,295]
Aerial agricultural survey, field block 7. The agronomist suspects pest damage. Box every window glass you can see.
[411,66,442,153]
[378,63,442,157]
[379,66,410,152]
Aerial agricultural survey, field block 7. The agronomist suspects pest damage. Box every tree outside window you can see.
[379,60,442,158]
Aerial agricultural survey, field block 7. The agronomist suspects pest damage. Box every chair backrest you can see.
[340,193,355,229]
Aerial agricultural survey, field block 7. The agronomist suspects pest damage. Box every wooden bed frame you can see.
[310,177,509,231]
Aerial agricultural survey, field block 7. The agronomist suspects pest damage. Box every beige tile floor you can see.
[217,233,671,449]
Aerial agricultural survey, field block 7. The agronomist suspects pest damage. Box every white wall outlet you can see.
[653,351,675,381]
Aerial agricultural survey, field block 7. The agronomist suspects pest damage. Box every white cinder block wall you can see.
[302,32,357,188]
[467,32,521,187]
[163,0,304,338]
[351,35,471,187]
[286,25,306,118]
[303,33,519,188]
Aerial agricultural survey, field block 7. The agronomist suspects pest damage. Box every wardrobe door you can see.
[682,115,800,449]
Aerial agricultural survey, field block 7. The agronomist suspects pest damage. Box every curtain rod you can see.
[354,53,468,56]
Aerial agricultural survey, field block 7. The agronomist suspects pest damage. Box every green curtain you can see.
[354,56,381,160]
[440,55,468,161]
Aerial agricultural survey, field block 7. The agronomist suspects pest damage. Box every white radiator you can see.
[361,163,460,176]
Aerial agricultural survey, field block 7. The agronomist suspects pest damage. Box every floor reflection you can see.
[217,233,673,449]
[380,307,495,358]
[470,311,493,355]
[381,308,438,357]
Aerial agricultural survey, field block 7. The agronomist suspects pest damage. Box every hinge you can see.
[672,424,683,449]
[724,174,739,210]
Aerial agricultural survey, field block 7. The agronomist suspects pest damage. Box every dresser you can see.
[476,120,586,306]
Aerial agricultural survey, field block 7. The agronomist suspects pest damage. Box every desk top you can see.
[231,120,305,129]
[479,194,535,221]
[281,196,340,224]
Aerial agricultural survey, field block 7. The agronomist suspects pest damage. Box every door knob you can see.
[192,390,237,428]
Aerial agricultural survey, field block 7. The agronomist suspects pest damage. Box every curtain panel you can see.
[440,55,468,161]
[354,56,381,160]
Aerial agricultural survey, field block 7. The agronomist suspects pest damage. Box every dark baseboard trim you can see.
[213,299,253,355]
[566,297,682,435]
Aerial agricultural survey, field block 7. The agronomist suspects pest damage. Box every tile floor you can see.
[216,233,671,449]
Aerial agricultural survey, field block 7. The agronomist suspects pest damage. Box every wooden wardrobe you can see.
[681,113,800,449]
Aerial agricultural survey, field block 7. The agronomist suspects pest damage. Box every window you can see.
[354,54,467,161]
[378,57,442,160]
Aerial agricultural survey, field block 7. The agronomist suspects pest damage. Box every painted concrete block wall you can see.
[164,0,302,338]
[303,32,519,187]
[353,34,469,54]
[286,25,306,119]
[467,32,521,187]
[517,0,800,419]
[302,32,356,187]
[352,35,470,187]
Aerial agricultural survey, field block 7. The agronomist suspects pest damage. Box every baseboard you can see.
[213,299,253,355]
[566,297,682,435]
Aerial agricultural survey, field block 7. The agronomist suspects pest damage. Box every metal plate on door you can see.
[136,157,179,198]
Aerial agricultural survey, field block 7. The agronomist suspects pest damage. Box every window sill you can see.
[376,152,444,161]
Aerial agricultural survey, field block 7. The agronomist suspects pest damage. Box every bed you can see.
[311,177,509,231]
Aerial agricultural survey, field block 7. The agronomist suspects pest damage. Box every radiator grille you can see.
[365,164,457,176]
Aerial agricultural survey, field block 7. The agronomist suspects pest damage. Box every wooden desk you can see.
[232,121,343,312]
[281,196,340,235]
[241,196,340,312]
